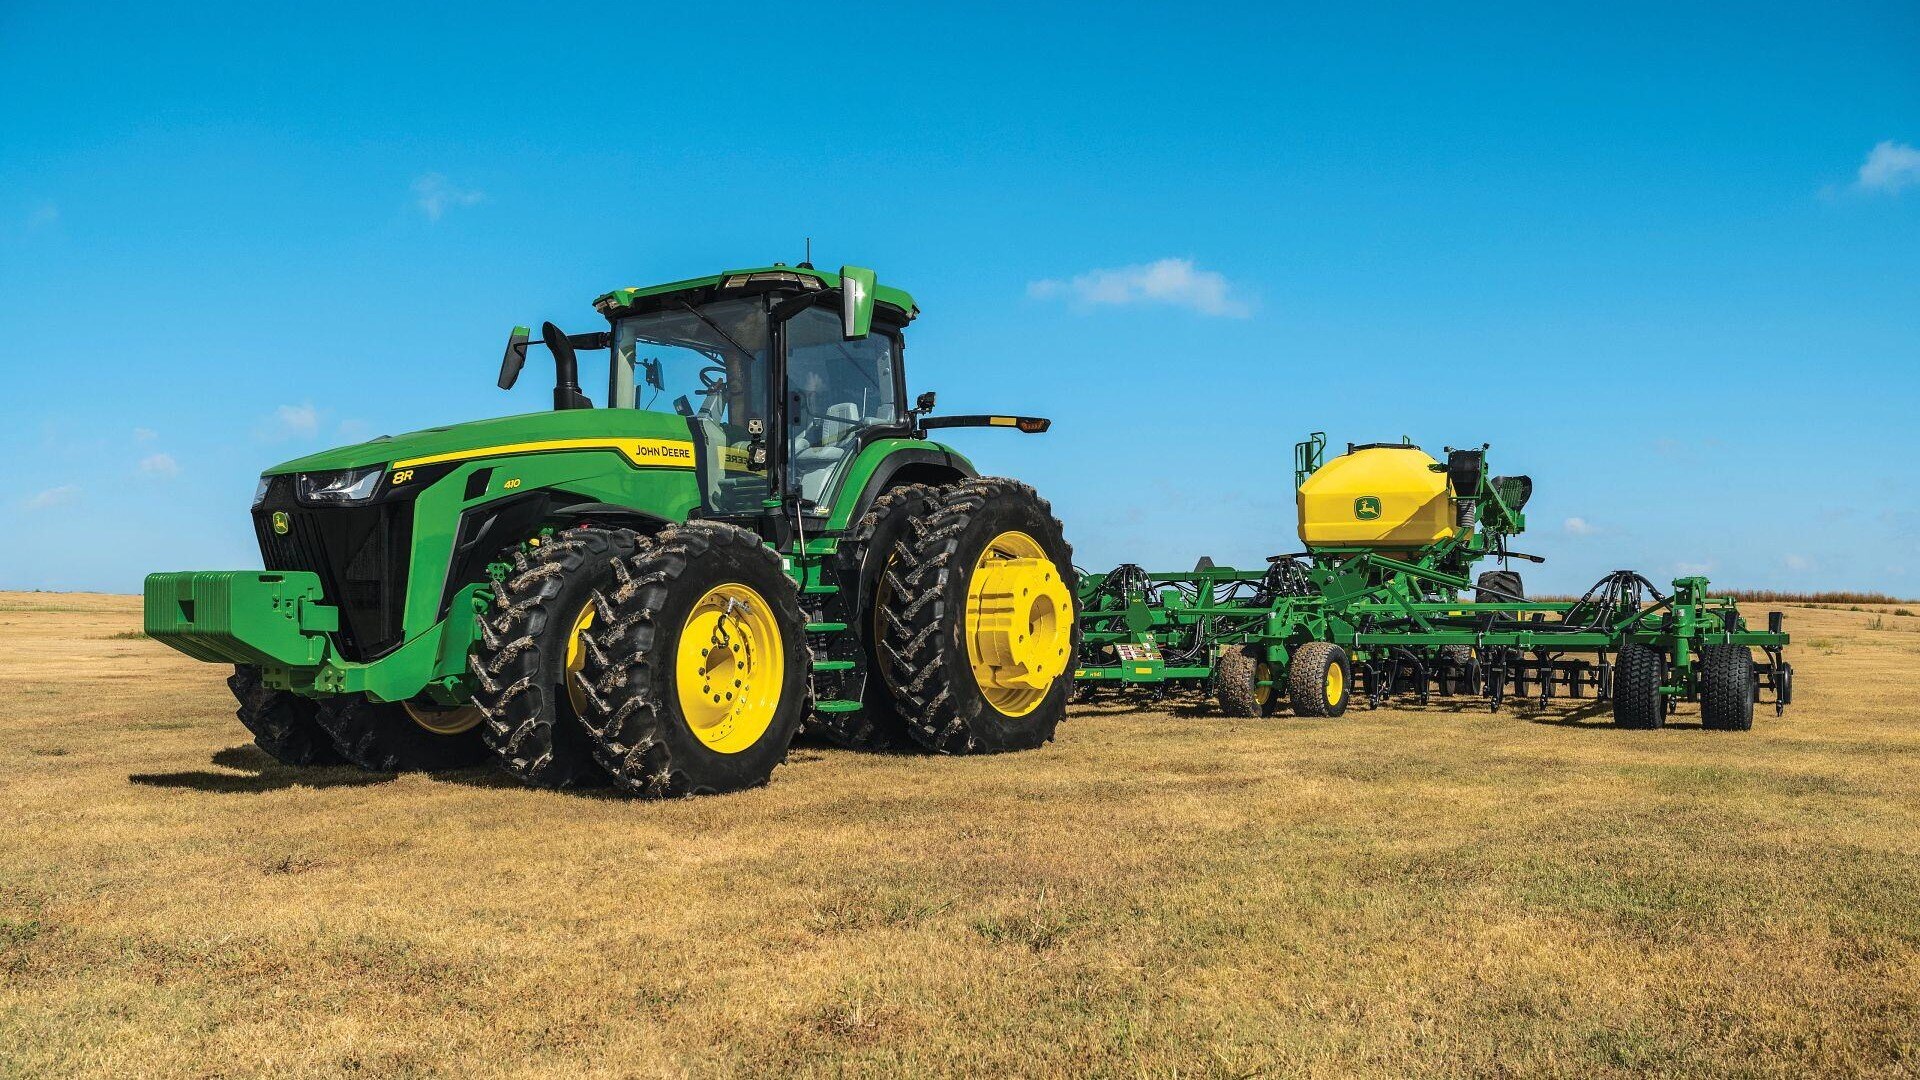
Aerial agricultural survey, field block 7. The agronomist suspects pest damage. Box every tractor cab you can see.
[502,264,913,522]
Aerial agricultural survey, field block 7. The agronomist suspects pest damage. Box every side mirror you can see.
[840,265,877,339]
[497,326,530,389]
[915,391,937,414]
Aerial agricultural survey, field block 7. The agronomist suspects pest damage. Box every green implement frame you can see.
[1075,435,1793,727]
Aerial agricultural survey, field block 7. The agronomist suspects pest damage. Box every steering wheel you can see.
[698,365,727,392]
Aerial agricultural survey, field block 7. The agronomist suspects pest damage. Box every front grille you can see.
[253,476,414,661]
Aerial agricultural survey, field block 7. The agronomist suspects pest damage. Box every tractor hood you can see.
[263,409,697,476]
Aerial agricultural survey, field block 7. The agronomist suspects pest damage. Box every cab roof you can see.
[592,264,917,320]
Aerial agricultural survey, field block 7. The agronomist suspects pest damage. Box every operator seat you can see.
[792,402,863,505]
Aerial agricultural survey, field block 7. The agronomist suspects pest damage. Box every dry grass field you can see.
[3,592,1918,1078]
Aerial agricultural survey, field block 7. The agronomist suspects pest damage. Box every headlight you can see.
[296,466,384,505]
[252,476,272,508]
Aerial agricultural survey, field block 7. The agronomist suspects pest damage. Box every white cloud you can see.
[267,403,320,440]
[1856,140,1920,194]
[139,453,180,479]
[25,201,59,230]
[1782,553,1813,572]
[1563,516,1598,536]
[24,485,79,511]
[1027,258,1252,318]
[133,427,158,442]
[413,173,486,220]
[1674,561,1714,577]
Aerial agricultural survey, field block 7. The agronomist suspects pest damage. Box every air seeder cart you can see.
[1076,434,1792,729]
[146,264,1080,795]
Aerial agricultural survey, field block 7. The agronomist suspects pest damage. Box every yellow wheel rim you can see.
[674,582,785,754]
[403,701,483,735]
[1254,662,1274,708]
[1326,661,1345,707]
[964,530,1073,717]
[564,600,595,716]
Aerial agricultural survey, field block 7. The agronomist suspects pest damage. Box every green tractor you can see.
[145,264,1080,796]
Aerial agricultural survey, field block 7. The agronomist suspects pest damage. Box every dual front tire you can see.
[573,522,810,797]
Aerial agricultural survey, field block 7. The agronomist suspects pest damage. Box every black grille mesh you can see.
[253,475,413,661]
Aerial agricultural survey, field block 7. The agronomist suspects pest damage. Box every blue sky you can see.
[2,1,1916,594]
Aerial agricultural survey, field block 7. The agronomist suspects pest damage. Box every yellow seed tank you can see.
[1297,445,1458,549]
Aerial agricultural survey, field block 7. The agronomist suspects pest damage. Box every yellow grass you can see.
[2,592,1917,1077]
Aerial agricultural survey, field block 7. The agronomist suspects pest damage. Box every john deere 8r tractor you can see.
[145,264,1079,795]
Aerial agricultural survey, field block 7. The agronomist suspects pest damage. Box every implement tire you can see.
[228,665,343,766]
[880,478,1078,754]
[1289,642,1351,718]
[576,522,808,798]
[1215,647,1278,717]
[313,695,490,772]
[1611,643,1665,729]
[1438,644,1476,695]
[1475,570,1525,604]
[816,482,946,751]
[471,526,640,788]
[1699,645,1756,732]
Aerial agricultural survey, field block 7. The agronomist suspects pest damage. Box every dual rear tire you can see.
[877,478,1079,754]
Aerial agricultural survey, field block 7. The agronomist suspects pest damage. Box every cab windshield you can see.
[609,298,769,423]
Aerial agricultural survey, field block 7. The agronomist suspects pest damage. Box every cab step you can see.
[813,699,863,714]
[805,621,848,633]
[802,583,841,595]
[811,659,856,672]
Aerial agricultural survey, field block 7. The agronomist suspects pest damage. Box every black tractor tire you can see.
[1475,570,1525,604]
[1699,645,1756,732]
[1611,643,1665,729]
[313,695,491,772]
[1215,646,1277,717]
[816,482,947,750]
[575,521,810,797]
[470,526,641,788]
[228,665,344,766]
[1289,642,1352,718]
[879,477,1079,754]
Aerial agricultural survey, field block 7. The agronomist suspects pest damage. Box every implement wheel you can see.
[817,482,945,751]
[880,478,1078,754]
[1611,643,1665,729]
[313,694,490,772]
[1475,570,1525,604]
[576,522,809,797]
[1699,645,1756,732]
[227,665,343,766]
[1438,644,1476,695]
[1289,642,1351,718]
[470,526,640,788]
[1216,647,1279,717]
